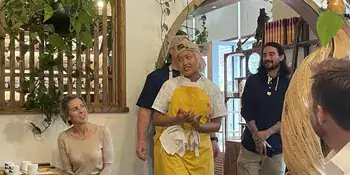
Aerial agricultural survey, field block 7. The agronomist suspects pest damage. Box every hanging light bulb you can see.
[97,1,104,7]
[328,0,345,14]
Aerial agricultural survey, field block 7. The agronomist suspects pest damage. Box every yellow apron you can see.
[154,85,214,175]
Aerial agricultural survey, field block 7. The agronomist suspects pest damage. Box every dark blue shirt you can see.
[241,68,290,156]
[136,63,180,109]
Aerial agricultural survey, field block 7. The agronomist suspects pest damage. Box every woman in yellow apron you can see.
[152,40,228,175]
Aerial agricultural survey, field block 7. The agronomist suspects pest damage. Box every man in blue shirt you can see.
[136,35,187,175]
[237,42,291,175]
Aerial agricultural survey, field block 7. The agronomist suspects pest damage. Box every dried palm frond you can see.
[281,29,349,175]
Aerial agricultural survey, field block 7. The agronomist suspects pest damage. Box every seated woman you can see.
[152,40,228,175]
[58,95,114,175]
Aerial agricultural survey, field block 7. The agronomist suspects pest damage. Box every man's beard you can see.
[264,61,279,71]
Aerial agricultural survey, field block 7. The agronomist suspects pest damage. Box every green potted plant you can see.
[0,0,113,135]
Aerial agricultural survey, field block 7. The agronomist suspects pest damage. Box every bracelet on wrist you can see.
[210,136,218,142]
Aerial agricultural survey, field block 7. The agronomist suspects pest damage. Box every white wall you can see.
[195,3,239,41]
[273,0,328,20]
[240,0,273,37]
[194,0,272,41]
[272,0,299,20]
[0,1,187,175]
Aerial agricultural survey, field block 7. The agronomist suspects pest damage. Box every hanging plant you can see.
[0,0,114,135]
[196,14,208,44]
[156,0,176,43]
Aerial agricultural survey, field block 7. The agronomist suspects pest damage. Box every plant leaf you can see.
[69,17,75,32]
[165,2,170,7]
[30,32,38,40]
[30,122,42,135]
[195,29,200,35]
[43,5,54,22]
[110,0,115,8]
[80,31,93,47]
[20,11,28,24]
[317,10,344,47]
[22,79,30,94]
[78,11,91,31]
[48,34,66,48]
[75,19,83,35]
[162,23,168,31]
[71,70,80,78]
[166,8,170,16]
[20,44,29,55]
[86,2,95,17]
[11,21,23,31]
[43,24,55,33]
[8,0,23,9]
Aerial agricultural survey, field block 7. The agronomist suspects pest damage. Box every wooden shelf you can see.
[224,39,318,59]
[283,39,319,49]
[225,92,240,101]
[235,77,246,80]
[224,47,260,58]
[297,39,319,47]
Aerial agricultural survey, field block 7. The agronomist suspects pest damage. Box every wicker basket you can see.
[281,29,350,175]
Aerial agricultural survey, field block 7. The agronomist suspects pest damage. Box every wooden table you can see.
[0,167,68,175]
[224,139,241,175]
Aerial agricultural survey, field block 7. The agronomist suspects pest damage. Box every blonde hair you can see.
[178,51,206,74]
[60,94,87,125]
[196,52,206,73]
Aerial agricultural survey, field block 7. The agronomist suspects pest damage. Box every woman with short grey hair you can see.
[58,94,114,175]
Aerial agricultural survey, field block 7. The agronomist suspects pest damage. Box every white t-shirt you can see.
[324,141,350,175]
[152,75,227,118]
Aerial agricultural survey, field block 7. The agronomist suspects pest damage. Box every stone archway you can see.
[157,1,350,174]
